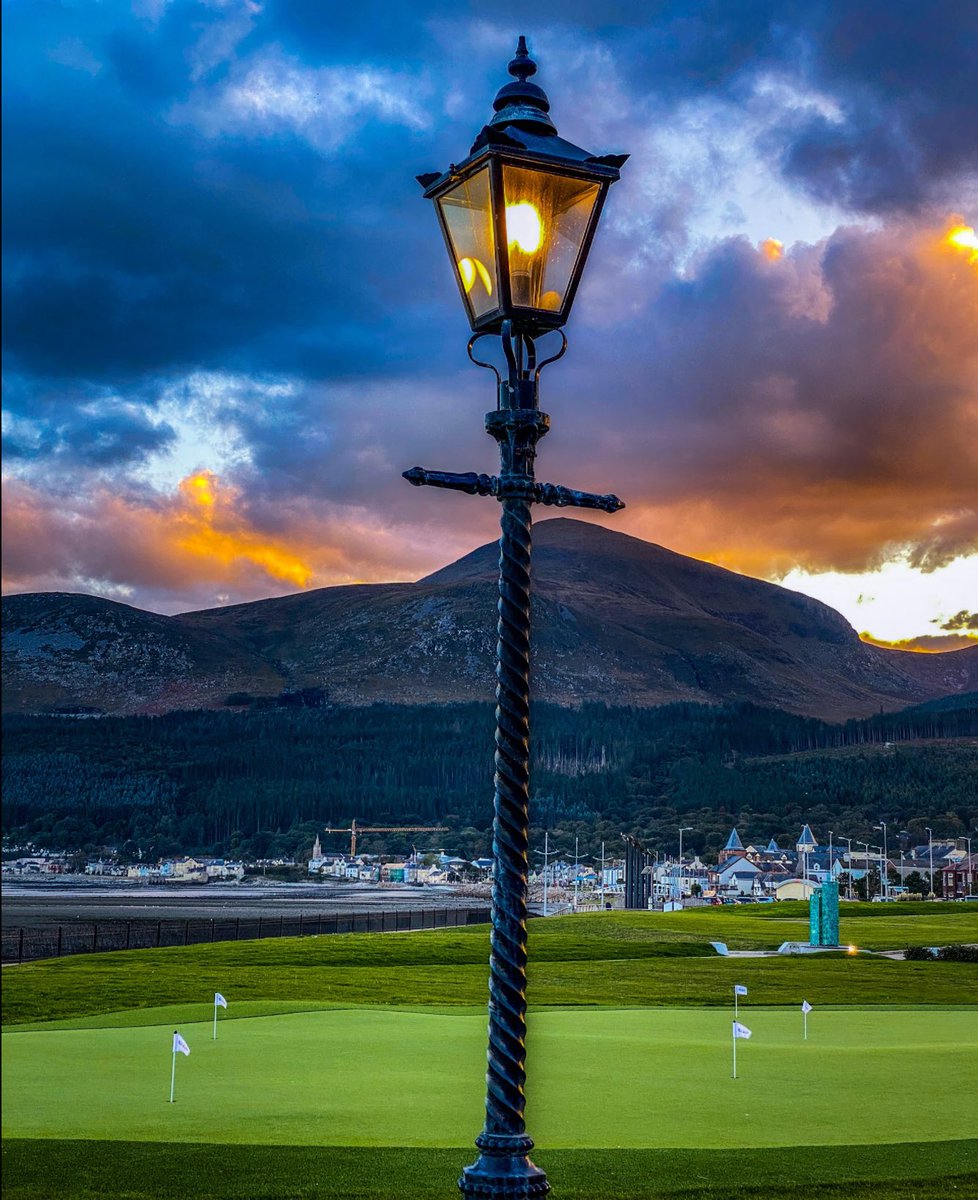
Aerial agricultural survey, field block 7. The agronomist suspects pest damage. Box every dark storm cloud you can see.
[2,0,442,390]
[937,610,978,633]
[557,217,978,576]
[6,0,976,394]
[772,0,978,213]
[3,396,175,468]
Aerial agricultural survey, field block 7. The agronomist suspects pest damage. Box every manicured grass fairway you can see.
[4,1007,977,1148]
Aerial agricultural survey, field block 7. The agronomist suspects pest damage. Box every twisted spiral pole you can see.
[487,496,533,1134]
[459,331,550,1198]
[460,495,549,1198]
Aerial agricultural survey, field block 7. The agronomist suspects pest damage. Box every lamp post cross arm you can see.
[404,466,625,513]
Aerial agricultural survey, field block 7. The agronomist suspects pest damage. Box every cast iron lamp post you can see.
[405,37,627,1199]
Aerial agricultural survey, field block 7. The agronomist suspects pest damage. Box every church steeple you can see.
[719,827,745,863]
[797,825,817,853]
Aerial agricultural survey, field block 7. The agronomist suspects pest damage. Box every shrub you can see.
[937,944,978,963]
[903,945,936,961]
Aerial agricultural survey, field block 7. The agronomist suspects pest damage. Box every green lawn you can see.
[4,1007,977,1148]
[4,1140,976,1200]
[3,906,976,1199]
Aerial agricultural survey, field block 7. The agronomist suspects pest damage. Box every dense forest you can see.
[3,695,976,864]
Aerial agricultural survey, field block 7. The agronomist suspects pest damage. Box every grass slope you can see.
[4,906,976,1026]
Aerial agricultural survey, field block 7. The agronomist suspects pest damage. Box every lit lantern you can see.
[418,37,627,334]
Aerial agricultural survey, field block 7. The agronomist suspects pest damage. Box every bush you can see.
[937,944,978,963]
[903,945,936,961]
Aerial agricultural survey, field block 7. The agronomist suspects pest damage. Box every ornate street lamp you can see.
[405,37,627,1199]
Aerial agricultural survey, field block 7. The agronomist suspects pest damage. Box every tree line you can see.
[2,695,975,864]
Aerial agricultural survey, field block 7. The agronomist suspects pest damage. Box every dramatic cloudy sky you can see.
[3,0,977,649]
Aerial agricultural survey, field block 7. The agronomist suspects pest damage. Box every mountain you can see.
[3,519,976,719]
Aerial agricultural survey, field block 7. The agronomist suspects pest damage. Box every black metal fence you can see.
[1,906,492,964]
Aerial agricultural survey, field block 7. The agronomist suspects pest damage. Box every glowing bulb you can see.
[847,944,857,955]
[506,202,543,254]
[947,224,978,264]
[457,257,492,296]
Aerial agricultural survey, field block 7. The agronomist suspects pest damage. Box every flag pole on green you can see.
[734,983,747,1020]
[170,1030,190,1102]
[732,1020,751,1078]
[801,999,813,1040]
[213,992,227,1040]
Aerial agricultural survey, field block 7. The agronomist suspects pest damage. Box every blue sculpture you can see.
[809,880,840,946]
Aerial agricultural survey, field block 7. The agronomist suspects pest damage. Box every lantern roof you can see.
[417,37,627,199]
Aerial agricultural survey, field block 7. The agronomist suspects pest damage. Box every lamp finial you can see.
[509,37,536,81]
[490,35,555,134]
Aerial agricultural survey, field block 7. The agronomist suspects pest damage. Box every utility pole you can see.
[573,836,580,913]
[600,841,606,910]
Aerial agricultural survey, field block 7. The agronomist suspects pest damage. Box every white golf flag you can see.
[173,1032,191,1056]
[801,1000,813,1014]
[733,1021,752,1040]
[734,984,748,996]
[215,993,227,1008]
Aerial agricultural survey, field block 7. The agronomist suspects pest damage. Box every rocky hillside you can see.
[3,520,975,719]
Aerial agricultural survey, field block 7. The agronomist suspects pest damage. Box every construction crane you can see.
[322,818,448,858]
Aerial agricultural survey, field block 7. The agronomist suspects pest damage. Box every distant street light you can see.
[533,831,551,917]
[677,826,693,898]
[857,841,870,900]
[406,38,627,1197]
[926,827,934,898]
[874,822,888,899]
[841,836,854,900]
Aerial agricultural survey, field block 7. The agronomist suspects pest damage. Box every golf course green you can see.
[3,903,977,1199]
[4,1007,977,1148]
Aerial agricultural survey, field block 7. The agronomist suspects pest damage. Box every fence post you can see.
[258,916,263,939]
[299,913,304,937]
[19,928,24,963]
[125,922,131,951]
[184,920,190,945]
[157,921,162,947]
[211,919,216,942]
[318,913,323,934]
[92,924,98,953]
[57,926,63,957]
[235,917,241,940]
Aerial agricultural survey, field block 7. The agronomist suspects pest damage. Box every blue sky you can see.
[2,0,976,647]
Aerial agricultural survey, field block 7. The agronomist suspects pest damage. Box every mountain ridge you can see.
[3,519,975,719]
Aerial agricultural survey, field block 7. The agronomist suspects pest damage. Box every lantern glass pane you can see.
[501,165,600,313]
[437,168,498,322]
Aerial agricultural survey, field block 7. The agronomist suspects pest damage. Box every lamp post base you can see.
[459,1134,549,1198]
